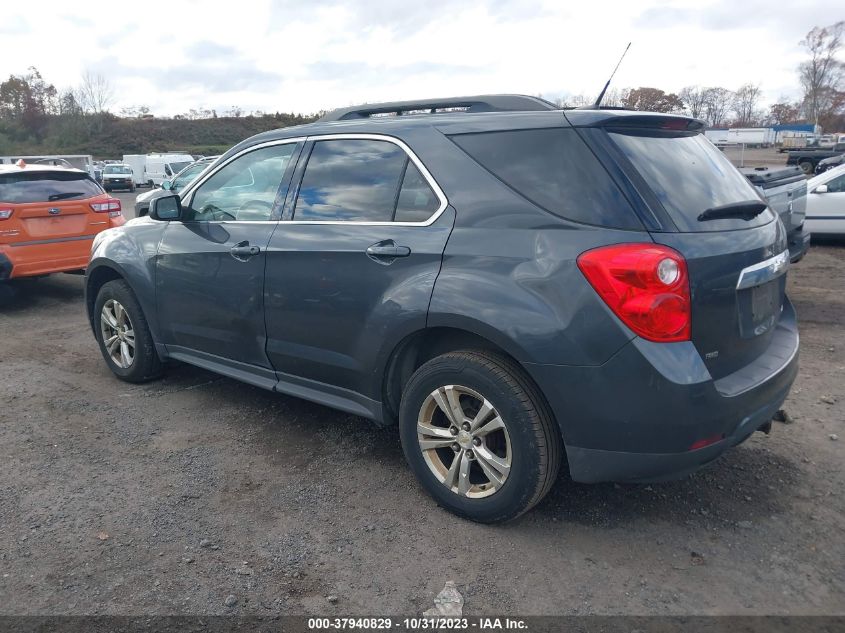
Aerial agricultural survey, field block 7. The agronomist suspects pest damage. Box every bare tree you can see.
[679,86,708,119]
[732,83,762,126]
[798,22,844,125]
[623,87,684,113]
[703,87,733,127]
[76,71,114,113]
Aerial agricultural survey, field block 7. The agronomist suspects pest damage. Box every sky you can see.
[0,0,841,117]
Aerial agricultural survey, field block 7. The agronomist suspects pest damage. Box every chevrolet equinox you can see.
[85,95,799,522]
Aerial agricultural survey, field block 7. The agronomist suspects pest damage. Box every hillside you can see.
[0,112,318,159]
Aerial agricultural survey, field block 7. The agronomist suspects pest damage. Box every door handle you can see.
[366,241,411,262]
[230,242,260,260]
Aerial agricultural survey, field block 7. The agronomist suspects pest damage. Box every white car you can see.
[806,164,845,235]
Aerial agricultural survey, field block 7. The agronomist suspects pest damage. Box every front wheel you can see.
[94,279,162,383]
[399,350,562,523]
[799,160,814,175]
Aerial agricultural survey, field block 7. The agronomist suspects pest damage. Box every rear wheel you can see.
[399,350,561,523]
[799,160,814,175]
[94,280,162,383]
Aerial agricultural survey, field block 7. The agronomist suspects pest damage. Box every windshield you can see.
[172,162,208,191]
[608,131,774,232]
[104,165,133,174]
[169,161,191,174]
[0,171,103,203]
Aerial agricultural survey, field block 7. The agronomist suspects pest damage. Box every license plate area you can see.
[737,278,784,338]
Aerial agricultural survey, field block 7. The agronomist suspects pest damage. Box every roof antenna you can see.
[593,42,631,108]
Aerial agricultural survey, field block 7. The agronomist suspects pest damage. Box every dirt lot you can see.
[0,203,843,614]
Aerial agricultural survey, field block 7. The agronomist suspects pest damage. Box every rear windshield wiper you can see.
[697,201,767,222]
[48,192,85,201]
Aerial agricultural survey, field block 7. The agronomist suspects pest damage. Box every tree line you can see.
[1,21,842,156]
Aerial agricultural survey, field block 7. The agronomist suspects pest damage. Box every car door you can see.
[156,141,302,380]
[808,171,845,234]
[264,136,454,409]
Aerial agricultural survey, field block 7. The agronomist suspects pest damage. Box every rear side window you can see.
[293,139,442,223]
[450,128,641,229]
[0,171,103,203]
[608,131,773,232]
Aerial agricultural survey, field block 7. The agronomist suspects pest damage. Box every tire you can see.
[399,350,562,523]
[130,185,136,193]
[799,160,814,175]
[147,180,154,188]
[94,279,162,383]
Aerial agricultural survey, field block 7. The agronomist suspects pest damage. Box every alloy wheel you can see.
[417,385,511,499]
[100,299,135,369]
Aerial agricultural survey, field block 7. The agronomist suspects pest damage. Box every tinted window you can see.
[450,128,640,229]
[294,139,407,222]
[187,144,296,221]
[104,165,132,174]
[395,163,440,222]
[609,131,774,232]
[0,171,103,203]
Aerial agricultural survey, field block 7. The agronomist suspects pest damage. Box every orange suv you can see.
[0,162,125,282]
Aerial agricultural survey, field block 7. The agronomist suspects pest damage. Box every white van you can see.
[144,153,195,187]
[122,154,148,187]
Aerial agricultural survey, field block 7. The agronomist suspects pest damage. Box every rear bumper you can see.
[525,298,799,483]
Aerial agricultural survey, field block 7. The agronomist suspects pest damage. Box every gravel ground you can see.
[0,204,843,615]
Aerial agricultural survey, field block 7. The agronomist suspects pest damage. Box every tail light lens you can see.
[577,243,691,342]
[91,199,122,218]
[0,209,12,220]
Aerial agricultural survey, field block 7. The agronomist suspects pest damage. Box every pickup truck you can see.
[786,143,845,174]
[740,165,810,262]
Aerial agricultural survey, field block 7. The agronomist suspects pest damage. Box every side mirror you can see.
[161,180,172,191]
[813,184,829,194]
[149,194,182,221]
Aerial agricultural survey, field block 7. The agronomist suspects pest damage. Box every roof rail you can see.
[319,94,558,122]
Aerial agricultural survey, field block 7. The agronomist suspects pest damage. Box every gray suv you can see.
[85,95,799,522]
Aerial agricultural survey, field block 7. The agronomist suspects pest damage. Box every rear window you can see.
[0,171,103,203]
[608,131,774,232]
[449,128,641,229]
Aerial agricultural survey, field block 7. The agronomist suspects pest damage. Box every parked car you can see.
[102,164,136,192]
[814,152,845,175]
[134,156,218,217]
[85,95,799,523]
[786,142,845,174]
[144,153,194,188]
[0,162,124,283]
[805,163,845,235]
[739,165,810,262]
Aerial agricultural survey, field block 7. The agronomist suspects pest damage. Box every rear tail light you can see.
[577,243,691,342]
[0,209,12,220]
[91,199,122,217]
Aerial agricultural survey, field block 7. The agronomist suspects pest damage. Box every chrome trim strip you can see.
[10,233,97,247]
[179,133,449,228]
[736,250,789,290]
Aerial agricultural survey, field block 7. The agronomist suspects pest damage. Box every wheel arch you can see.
[380,325,555,430]
[85,262,128,334]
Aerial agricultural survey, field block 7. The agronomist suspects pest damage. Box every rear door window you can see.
[0,171,103,203]
[608,131,774,232]
[449,128,641,229]
[293,139,408,222]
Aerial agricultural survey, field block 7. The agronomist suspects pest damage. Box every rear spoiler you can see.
[600,115,706,133]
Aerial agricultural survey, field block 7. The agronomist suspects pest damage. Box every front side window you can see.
[826,174,845,193]
[293,139,441,223]
[186,144,296,221]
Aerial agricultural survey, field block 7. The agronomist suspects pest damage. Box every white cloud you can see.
[0,0,840,116]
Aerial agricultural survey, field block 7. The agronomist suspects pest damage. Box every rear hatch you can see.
[0,169,107,246]
[740,165,806,232]
[601,121,788,380]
